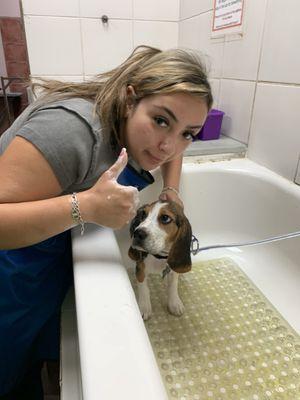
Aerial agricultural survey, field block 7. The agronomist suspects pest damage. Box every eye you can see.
[183,131,196,141]
[154,116,169,128]
[160,214,172,224]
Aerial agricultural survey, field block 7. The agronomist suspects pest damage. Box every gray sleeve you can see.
[16,107,95,190]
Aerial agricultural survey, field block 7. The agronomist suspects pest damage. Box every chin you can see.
[145,161,162,171]
[137,158,157,171]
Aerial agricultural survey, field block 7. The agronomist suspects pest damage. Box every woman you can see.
[0,46,212,398]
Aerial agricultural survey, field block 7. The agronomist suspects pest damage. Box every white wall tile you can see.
[259,0,300,84]
[218,79,256,144]
[81,18,133,75]
[180,0,212,20]
[22,0,80,17]
[222,0,267,80]
[24,16,83,75]
[248,84,300,180]
[179,13,224,78]
[134,21,178,50]
[79,0,132,19]
[133,0,179,21]
[209,78,220,109]
[295,156,300,185]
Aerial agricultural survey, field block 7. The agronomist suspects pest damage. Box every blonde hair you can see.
[32,46,212,145]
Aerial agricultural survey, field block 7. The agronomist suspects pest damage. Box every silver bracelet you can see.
[71,192,85,235]
[161,186,180,197]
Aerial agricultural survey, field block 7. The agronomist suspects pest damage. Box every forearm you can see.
[0,194,79,249]
[0,178,138,250]
[0,147,138,250]
[160,155,183,190]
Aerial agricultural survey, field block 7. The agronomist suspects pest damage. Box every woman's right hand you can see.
[80,148,139,229]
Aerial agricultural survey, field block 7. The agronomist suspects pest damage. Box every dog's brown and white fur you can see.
[128,200,192,320]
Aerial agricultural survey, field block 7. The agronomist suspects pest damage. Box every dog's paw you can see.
[138,300,152,320]
[168,296,185,316]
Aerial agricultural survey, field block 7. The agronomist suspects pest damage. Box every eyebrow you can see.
[153,105,203,129]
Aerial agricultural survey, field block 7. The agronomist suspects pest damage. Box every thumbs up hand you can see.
[81,148,139,229]
[105,147,129,181]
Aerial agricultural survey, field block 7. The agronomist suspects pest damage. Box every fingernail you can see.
[119,147,127,158]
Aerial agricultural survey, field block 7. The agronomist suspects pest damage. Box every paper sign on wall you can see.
[212,0,244,37]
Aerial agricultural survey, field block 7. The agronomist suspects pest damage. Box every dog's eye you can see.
[160,214,172,224]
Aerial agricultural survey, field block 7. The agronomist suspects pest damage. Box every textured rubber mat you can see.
[128,258,300,400]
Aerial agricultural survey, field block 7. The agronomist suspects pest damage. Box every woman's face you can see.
[122,90,208,171]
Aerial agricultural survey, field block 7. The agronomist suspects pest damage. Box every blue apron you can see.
[0,231,73,395]
[117,163,154,190]
[0,163,154,395]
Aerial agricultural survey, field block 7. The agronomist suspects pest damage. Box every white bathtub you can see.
[61,158,300,399]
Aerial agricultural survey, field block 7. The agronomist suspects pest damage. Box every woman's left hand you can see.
[159,188,184,208]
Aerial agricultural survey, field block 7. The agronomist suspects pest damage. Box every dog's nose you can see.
[134,228,147,241]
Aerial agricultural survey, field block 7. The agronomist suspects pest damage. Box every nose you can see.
[133,228,148,242]
[158,135,175,155]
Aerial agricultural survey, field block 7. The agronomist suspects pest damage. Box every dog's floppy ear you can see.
[128,247,147,283]
[167,208,192,274]
[128,246,146,262]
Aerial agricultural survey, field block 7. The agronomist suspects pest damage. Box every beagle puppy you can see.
[128,200,192,320]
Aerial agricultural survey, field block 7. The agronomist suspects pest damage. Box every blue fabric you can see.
[0,231,73,395]
[117,164,154,191]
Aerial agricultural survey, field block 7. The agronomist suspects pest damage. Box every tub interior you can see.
[63,158,300,399]
[127,257,300,399]
[116,160,300,332]
[114,159,300,398]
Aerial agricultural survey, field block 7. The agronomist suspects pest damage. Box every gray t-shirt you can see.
[0,98,118,194]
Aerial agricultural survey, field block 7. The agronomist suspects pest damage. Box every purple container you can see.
[196,109,225,141]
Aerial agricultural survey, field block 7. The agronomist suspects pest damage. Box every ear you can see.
[167,213,192,274]
[126,84,136,97]
[128,248,147,282]
[128,246,145,262]
[126,85,137,113]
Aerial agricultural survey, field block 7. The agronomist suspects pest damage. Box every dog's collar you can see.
[135,250,170,278]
